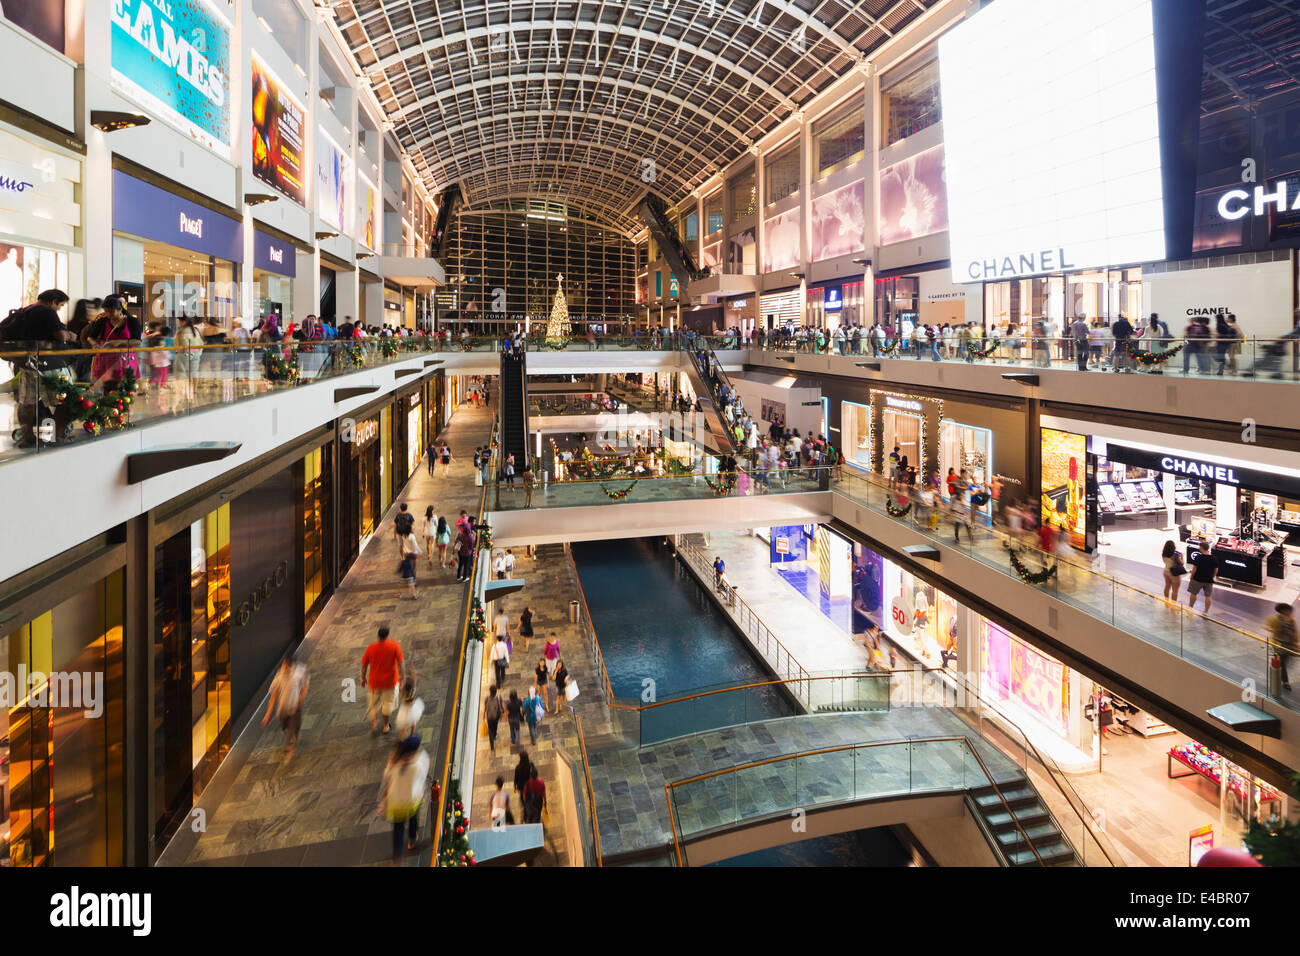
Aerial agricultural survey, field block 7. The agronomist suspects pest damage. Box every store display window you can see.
[841,401,872,470]
[882,561,957,666]
[881,59,941,148]
[705,193,724,235]
[883,406,924,475]
[0,243,68,320]
[980,621,1069,738]
[114,235,238,329]
[940,421,992,513]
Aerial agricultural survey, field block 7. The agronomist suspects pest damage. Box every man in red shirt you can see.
[361,626,405,735]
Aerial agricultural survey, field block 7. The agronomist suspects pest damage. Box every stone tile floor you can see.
[158,401,493,867]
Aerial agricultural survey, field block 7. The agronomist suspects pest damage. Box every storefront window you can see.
[883,406,924,475]
[4,570,125,867]
[303,446,331,631]
[883,561,958,666]
[874,276,918,335]
[814,106,865,179]
[254,269,294,325]
[705,193,724,235]
[980,621,1069,738]
[114,235,239,330]
[682,210,699,244]
[0,244,68,319]
[841,401,871,469]
[765,142,801,205]
[940,421,993,513]
[881,59,941,148]
[729,169,757,222]
[728,229,757,276]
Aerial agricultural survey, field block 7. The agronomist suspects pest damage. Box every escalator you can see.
[682,343,740,455]
[500,350,530,475]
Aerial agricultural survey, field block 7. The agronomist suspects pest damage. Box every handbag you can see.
[1170,555,1187,577]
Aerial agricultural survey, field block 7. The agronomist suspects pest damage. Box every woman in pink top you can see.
[544,634,561,680]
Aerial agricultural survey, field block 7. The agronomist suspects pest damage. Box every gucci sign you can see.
[234,560,289,626]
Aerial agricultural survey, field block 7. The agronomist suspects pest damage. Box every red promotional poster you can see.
[251,55,305,206]
[1010,640,1068,734]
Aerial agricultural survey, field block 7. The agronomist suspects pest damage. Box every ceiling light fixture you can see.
[245,192,278,206]
[316,230,340,240]
[90,110,151,132]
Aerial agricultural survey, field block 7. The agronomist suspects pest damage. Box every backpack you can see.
[395,512,414,535]
[0,304,36,342]
[484,695,502,721]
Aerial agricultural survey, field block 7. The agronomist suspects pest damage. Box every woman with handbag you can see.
[86,296,141,393]
[1161,539,1186,602]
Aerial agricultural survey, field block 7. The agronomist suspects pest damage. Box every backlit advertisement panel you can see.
[1040,427,1087,550]
[251,54,306,205]
[317,129,351,233]
[358,173,377,250]
[763,207,801,273]
[811,179,865,261]
[879,146,947,245]
[939,0,1166,283]
[110,0,231,158]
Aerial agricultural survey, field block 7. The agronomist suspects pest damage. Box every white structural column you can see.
[335,267,360,326]
[294,250,319,324]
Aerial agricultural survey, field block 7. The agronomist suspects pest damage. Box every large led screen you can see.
[939,0,1166,283]
[811,179,865,261]
[251,55,306,205]
[111,0,231,158]
[878,147,947,245]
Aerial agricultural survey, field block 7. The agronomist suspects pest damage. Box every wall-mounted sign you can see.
[110,0,232,158]
[1104,443,1300,498]
[884,396,923,413]
[254,231,296,276]
[234,560,289,626]
[251,54,305,205]
[824,287,843,311]
[113,169,243,261]
[1216,181,1300,221]
[354,417,379,448]
[358,173,377,250]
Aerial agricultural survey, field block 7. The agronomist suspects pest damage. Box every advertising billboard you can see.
[358,173,377,250]
[811,179,864,261]
[110,0,232,158]
[763,207,800,273]
[939,0,1166,282]
[879,146,948,245]
[1040,427,1087,550]
[251,54,306,205]
[317,129,351,234]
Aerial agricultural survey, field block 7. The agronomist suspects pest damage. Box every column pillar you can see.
[335,267,360,328]
[294,250,319,326]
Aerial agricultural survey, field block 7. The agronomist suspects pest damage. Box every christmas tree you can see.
[545,272,571,344]
[438,779,476,866]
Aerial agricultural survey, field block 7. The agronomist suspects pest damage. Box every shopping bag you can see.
[475,472,483,486]
[565,681,580,702]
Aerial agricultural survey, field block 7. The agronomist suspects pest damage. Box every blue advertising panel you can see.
[769,524,809,564]
[852,545,884,632]
[113,170,243,262]
[110,0,232,158]
[254,231,295,276]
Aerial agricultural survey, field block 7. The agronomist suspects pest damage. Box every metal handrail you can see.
[664,735,1044,867]
[571,708,603,866]
[431,416,498,865]
[563,548,621,708]
[676,538,812,706]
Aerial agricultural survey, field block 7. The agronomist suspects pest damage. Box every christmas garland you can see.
[636,337,656,350]
[468,597,487,643]
[885,497,912,518]
[542,337,573,351]
[402,337,425,353]
[966,339,1000,359]
[879,340,902,358]
[265,348,299,383]
[1126,341,1184,366]
[705,473,737,496]
[379,337,399,358]
[659,454,695,477]
[39,368,141,437]
[1010,548,1057,585]
[340,342,365,368]
[476,522,493,551]
[600,480,637,500]
[438,780,476,866]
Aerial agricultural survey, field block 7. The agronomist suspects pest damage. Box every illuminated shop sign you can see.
[824,287,843,311]
[884,396,923,413]
[1215,180,1300,221]
[1105,443,1300,498]
[354,418,379,448]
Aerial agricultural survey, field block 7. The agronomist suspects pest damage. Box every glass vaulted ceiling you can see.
[333,0,941,235]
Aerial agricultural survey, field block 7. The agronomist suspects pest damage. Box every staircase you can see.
[533,543,567,560]
[499,350,529,475]
[970,780,1078,866]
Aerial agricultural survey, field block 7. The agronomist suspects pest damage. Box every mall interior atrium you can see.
[2,0,1300,890]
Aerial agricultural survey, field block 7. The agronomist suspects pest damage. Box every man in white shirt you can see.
[493,550,508,580]
[262,653,309,758]
[503,549,516,577]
